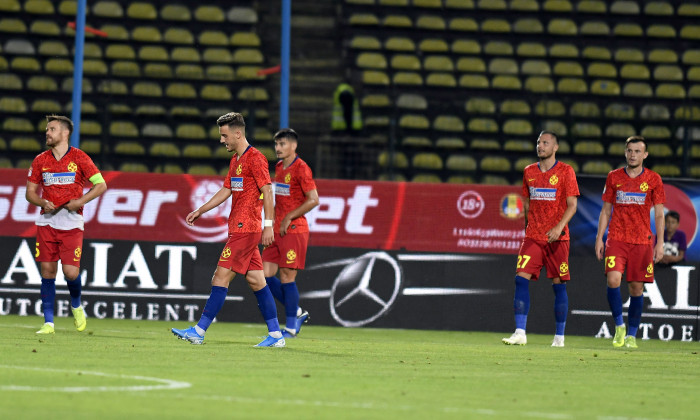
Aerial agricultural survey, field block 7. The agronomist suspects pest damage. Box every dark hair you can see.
[665,210,680,222]
[538,130,558,144]
[46,114,73,136]
[274,128,299,142]
[625,135,647,151]
[216,112,246,129]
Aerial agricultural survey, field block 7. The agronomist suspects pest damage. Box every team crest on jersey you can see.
[549,174,559,186]
[284,173,291,183]
[559,262,568,275]
[74,247,82,258]
[236,164,242,175]
[221,247,232,259]
[230,177,243,191]
[646,263,653,274]
[286,249,297,264]
[67,162,77,172]
[640,182,649,192]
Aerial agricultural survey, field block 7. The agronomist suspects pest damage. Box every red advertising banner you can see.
[0,169,525,254]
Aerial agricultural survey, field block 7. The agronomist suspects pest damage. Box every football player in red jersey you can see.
[595,136,665,349]
[262,129,319,338]
[503,131,579,347]
[172,112,285,347]
[25,115,107,335]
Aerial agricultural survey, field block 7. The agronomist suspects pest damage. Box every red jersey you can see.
[522,161,579,241]
[27,147,100,214]
[602,167,665,245]
[223,145,271,234]
[273,156,317,234]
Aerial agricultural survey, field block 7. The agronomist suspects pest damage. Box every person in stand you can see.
[658,210,687,266]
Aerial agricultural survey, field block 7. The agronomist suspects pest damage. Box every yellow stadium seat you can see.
[648,49,677,63]
[416,15,445,31]
[605,123,636,138]
[680,25,700,40]
[114,141,145,154]
[590,80,620,96]
[511,0,539,10]
[384,37,415,52]
[132,81,162,97]
[548,18,577,35]
[513,18,544,34]
[504,140,534,152]
[195,5,224,22]
[605,103,635,119]
[451,39,480,55]
[363,70,390,85]
[465,97,496,114]
[436,137,466,149]
[500,99,531,115]
[458,74,489,88]
[482,18,511,33]
[582,161,613,175]
[570,101,600,118]
[503,119,533,136]
[419,39,449,53]
[93,1,123,17]
[401,136,432,148]
[652,164,681,177]
[622,82,653,97]
[541,120,567,136]
[457,57,486,73]
[127,2,157,19]
[446,155,477,171]
[399,114,430,130]
[615,48,644,63]
[571,122,602,138]
[574,141,605,155]
[535,100,566,117]
[554,61,584,77]
[171,47,201,62]
[144,63,173,78]
[357,52,387,69]
[377,151,409,168]
[583,46,612,60]
[521,60,551,75]
[480,156,511,172]
[383,15,412,28]
[483,41,513,55]
[477,0,507,10]
[187,165,217,176]
[392,71,422,86]
[647,24,676,38]
[654,65,684,81]
[164,28,194,44]
[433,115,464,132]
[390,54,420,70]
[426,73,456,87]
[470,138,501,150]
[411,174,442,184]
[489,58,518,74]
[641,126,671,140]
[640,104,670,120]
[199,31,228,46]
[525,76,555,93]
[183,144,212,159]
[517,43,547,58]
[412,153,443,170]
[132,26,162,42]
[588,62,617,78]
[549,43,578,58]
[425,55,454,72]
[613,23,643,37]
[468,118,498,133]
[350,35,381,50]
[449,17,478,32]
[396,93,427,110]
[9,137,42,151]
[557,78,587,93]
[620,63,650,79]
[491,75,521,89]
[656,83,686,99]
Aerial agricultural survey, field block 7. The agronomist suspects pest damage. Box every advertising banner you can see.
[1,238,697,341]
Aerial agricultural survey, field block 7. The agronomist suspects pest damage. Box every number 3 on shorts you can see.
[605,256,616,268]
[517,254,531,269]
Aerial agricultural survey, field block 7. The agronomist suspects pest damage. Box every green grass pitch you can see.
[1,315,699,419]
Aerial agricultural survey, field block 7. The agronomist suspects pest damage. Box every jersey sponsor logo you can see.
[640,182,649,192]
[42,172,76,185]
[615,191,646,205]
[549,175,559,186]
[529,187,556,201]
[230,177,243,191]
[67,162,77,172]
[275,183,291,196]
[284,173,291,184]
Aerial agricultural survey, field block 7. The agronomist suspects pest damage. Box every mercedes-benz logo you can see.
[329,251,402,327]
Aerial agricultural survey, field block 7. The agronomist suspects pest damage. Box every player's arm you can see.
[25,180,56,212]
[546,195,577,243]
[653,203,665,263]
[65,173,107,212]
[280,188,319,236]
[186,187,232,226]
[522,196,529,229]
[594,202,613,260]
[261,183,274,246]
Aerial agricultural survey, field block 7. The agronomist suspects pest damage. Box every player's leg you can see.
[36,226,58,334]
[247,269,284,347]
[624,245,653,349]
[279,267,302,337]
[604,240,627,347]
[38,261,58,334]
[545,241,570,347]
[262,236,284,302]
[60,229,86,332]
[503,239,543,345]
